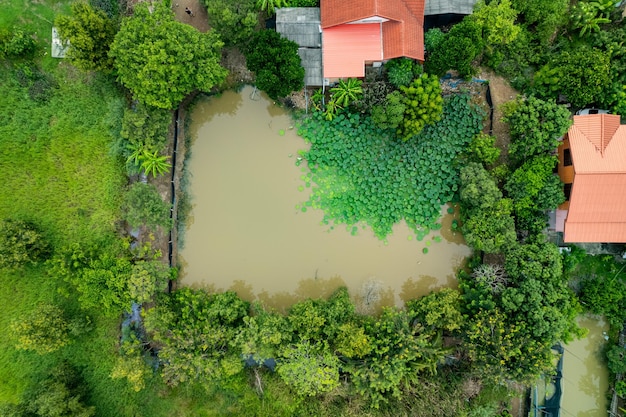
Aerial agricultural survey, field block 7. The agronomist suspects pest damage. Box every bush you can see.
[0,219,50,269]
[425,19,483,78]
[122,182,171,230]
[371,91,405,130]
[385,57,422,88]
[120,102,172,154]
[397,73,444,139]
[11,304,70,354]
[467,132,501,166]
[0,28,36,58]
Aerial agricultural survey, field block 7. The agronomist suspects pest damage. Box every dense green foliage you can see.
[0,219,50,269]
[0,28,36,59]
[385,57,422,88]
[244,30,304,100]
[55,1,116,71]
[459,163,516,253]
[397,73,444,139]
[371,90,405,130]
[109,2,227,109]
[122,183,172,230]
[533,47,612,108]
[120,103,171,155]
[298,95,484,239]
[461,240,582,383]
[503,96,571,166]
[256,0,287,16]
[466,132,501,166]
[425,19,483,78]
[204,0,258,47]
[11,304,70,354]
[505,156,564,229]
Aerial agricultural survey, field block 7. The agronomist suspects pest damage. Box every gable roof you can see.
[563,114,626,242]
[320,0,424,78]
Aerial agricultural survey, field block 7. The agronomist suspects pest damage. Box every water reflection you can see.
[180,86,472,311]
[561,316,609,417]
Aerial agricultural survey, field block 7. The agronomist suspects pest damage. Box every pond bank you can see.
[176,86,472,311]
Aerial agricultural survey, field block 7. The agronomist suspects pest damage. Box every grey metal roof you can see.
[298,48,323,86]
[424,0,478,15]
[276,7,323,86]
[276,7,321,48]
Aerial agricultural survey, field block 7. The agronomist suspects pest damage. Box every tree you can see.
[462,198,517,254]
[11,304,70,354]
[505,156,564,229]
[111,335,152,392]
[204,0,258,47]
[466,132,500,166]
[237,304,291,362]
[143,288,249,387]
[385,57,422,88]
[470,0,520,48]
[503,96,571,166]
[244,30,304,100]
[459,163,502,210]
[533,48,611,109]
[25,363,95,417]
[128,260,171,303]
[0,219,50,269]
[510,0,569,44]
[122,182,172,230]
[406,288,464,335]
[109,3,227,109]
[424,19,484,78]
[55,1,116,71]
[397,73,444,139]
[277,342,340,396]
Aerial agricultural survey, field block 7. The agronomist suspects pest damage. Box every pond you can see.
[561,316,609,417]
[179,86,471,311]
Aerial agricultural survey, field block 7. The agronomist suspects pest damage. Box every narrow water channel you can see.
[180,86,471,311]
[561,316,609,417]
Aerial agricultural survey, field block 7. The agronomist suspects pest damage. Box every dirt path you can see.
[171,0,209,32]
[477,68,519,166]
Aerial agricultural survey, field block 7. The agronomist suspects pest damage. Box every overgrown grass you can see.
[0,0,69,70]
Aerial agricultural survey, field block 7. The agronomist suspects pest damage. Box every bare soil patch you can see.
[477,68,519,165]
[171,0,209,32]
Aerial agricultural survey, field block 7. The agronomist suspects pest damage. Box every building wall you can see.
[557,137,574,210]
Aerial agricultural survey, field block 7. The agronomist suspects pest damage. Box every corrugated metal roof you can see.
[424,0,478,15]
[322,24,383,78]
[276,8,323,86]
[276,8,321,48]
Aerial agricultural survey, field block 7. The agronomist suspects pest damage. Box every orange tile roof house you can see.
[320,0,425,80]
[555,114,626,242]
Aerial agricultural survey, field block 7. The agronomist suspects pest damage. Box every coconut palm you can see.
[256,0,288,16]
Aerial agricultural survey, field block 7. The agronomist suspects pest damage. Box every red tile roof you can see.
[321,0,425,78]
[563,114,626,242]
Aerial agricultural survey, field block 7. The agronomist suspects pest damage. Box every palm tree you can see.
[330,78,363,108]
[140,150,171,178]
[256,0,287,16]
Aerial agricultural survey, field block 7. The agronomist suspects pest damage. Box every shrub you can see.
[397,73,444,139]
[385,57,422,88]
[122,182,171,230]
[120,102,172,154]
[0,219,50,269]
[0,28,36,58]
[11,304,70,354]
[371,91,405,130]
[467,132,501,166]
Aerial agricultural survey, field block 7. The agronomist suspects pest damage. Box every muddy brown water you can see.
[560,316,609,417]
[179,86,471,311]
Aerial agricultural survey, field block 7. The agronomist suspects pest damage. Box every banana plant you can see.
[330,78,363,108]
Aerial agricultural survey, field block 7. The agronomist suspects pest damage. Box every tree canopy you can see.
[55,1,117,71]
[109,2,227,109]
[244,30,304,100]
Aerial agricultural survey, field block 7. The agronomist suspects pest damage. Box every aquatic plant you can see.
[297,95,484,239]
